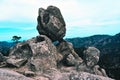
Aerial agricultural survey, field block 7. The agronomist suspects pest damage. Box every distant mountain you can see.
[66,35,110,48]
[95,33,120,55]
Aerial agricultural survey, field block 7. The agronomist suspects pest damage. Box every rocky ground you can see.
[0,6,114,80]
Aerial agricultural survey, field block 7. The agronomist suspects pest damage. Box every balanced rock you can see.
[37,6,66,41]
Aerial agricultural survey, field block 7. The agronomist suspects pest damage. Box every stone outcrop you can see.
[0,6,114,80]
[44,70,113,80]
[37,6,66,41]
[0,68,113,80]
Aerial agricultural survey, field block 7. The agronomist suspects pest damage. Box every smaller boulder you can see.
[76,47,107,77]
[83,47,100,67]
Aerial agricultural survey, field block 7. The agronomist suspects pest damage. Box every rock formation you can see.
[0,6,114,80]
[37,6,66,42]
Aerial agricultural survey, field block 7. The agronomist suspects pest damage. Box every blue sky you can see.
[0,0,120,41]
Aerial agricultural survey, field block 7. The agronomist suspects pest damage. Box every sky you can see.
[0,0,120,41]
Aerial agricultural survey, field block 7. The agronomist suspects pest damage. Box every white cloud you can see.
[0,0,120,29]
[93,20,120,26]
[67,19,120,27]
[0,0,37,21]
[0,0,120,22]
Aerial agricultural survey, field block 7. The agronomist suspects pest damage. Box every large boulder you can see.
[37,6,66,41]
[8,35,59,72]
[56,40,83,66]
[26,35,58,72]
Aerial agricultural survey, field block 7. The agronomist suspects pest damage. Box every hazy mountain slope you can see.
[66,35,110,48]
[95,33,120,55]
